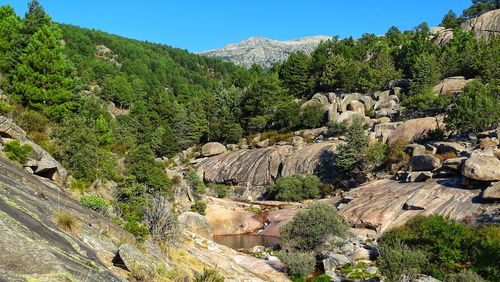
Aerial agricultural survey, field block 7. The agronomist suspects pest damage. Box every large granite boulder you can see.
[429,141,468,156]
[336,111,365,125]
[388,117,441,145]
[483,182,500,201]
[372,122,403,143]
[205,200,262,235]
[432,76,473,96]
[0,116,26,141]
[178,212,213,239]
[462,9,500,39]
[410,155,441,171]
[201,142,226,157]
[462,148,500,181]
[347,100,365,114]
[405,144,427,157]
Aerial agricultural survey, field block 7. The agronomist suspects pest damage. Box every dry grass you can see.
[54,212,79,237]
[435,151,458,162]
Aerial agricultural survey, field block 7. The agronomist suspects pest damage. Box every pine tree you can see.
[279,51,311,99]
[0,5,21,73]
[21,0,51,39]
[12,25,75,119]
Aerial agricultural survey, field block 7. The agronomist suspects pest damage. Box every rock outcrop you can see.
[432,76,473,96]
[388,117,441,145]
[462,9,500,39]
[196,142,338,189]
[462,148,500,181]
[201,142,227,157]
[178,212,213,239]
[339,178,497,233]
[201,36,332,68]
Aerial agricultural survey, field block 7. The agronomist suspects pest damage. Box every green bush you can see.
[80,194,109,213]
[312,274,332,282]
[301,102,325,128]
[280,202,348,250]
[0,100,12,115]
[185,169,206,194]
[268,175,320,202]
[279,249,316,278]
[376,237,429,282]
[335,121,368,172]
[446,81,500,133]
[402,86,450,111]
[379,215,500,281]
[364,141,388,169]
[326,121,349,137]
[446,269,487,282]
[194,268,224,282]
[3,140,32,165]
[191,200,207,215]
[208,183,230,198]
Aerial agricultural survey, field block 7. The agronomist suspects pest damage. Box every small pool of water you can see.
[213,234,281,250]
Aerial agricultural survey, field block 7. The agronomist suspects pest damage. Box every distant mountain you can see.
[201,36,333,68]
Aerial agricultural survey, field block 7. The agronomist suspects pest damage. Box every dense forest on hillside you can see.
[0,0,499,240]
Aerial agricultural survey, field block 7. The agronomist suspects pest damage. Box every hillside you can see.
[201,36,332,68]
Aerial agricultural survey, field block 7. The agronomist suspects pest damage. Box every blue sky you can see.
[3,0,471,52]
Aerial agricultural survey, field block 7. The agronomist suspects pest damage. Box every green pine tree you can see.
[0,5,21,73]
[279,51,311,99]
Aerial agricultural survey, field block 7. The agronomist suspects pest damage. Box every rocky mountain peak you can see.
[201,35,333,68]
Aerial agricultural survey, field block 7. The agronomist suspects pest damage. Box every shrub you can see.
[80,194,109,213]
[124,220,149,241]
[386,140,409,172]
[280,202,348,250]
[446,81,500,133]
[247,115,268,133]
[3,140,32,165]
[334,121,368,172]
[260,130,294,145]
[194,268,224,282]
[144,195,179,243]
[0,100,12,115]
[376,237,429,282]
[208,183,230,198]
[301,102,325,128]
[312,274,332,282]
[279,249,316,278]
[55,212,79,236]
[446,270,487,282]
[185,169,206,194]
[364,141,388,169]
[326,121,349,137]
[191,200,207,215]
[268,175,320,202]
[402,86,450,112]
[379,215,500,281]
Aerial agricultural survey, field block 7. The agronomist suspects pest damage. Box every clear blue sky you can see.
[3,0,471,52]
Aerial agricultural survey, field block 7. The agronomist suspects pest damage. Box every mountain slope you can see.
[201,36,332,68]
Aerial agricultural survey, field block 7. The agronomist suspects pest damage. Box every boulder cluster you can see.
[0,116,67,185]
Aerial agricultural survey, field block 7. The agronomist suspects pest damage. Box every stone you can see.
[227,144,239,151]
[483,182,500,201]
[410,154,441,171]
[429,141,467,156]
[250,245,266,254]
[288,136,305,146]
[431,26,455,46]
[336,111,365,125]
[376,117,391,124]
[462,148,500,181]
[442,157,467,171]
[425,144,437,155]
[480,137,499,149]
[347,100,365,114]
[178,212,213,239]
[323,254,350,270]
[302,127,328,140]
[405,144,427,157]
[0,116,27,141]
[388,94,400,103]
[374,99,396,111]
[201,142,226,157]
[462,9,500,40]
[311,93,330,106]
[205,201,262,236]
[340,178,495,233]
[365,266,378,275]
[372,122,402,143]
[359,95,374,112]
[388,117,441,145]
[374,90,390,101]
[113,244,169,273]
[432,76,472,96]
[375,108,389,118]
[408,171,433,182]
[256,139,270,148]
[391,87,402,96]
[327,92,337,104]
[349,246,371,261]
[413,274,442,282]
[327,103,338,122]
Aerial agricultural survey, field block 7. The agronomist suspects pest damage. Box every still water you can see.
[213,234,281,250]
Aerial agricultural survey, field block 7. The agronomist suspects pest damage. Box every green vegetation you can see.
[54,211,79,236]
[300,103,325,128]
[191,200,207,215]
[334,121,368,172]
[280,202,348,250]
[446,81,500,133]
[185,169,206,194]
[194,268,224,282]
[268,175,320,201]
[279,250,316,278]
[80,194,109,213]
[3,140,32,165]
[378,215,500,281]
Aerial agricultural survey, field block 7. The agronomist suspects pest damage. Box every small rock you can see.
[462,148,500,181]
[349,246,371,261]
[410,154,441,171]
[256,139,270,148]
[323,254,350,270]
[483,182,500,201]
[365,266,378,275]
[405,144,427,157]
[250,245,266,254]
[408,171,433,182]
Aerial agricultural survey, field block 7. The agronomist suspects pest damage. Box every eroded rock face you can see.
[197,142,339,188]
[462,148,500,181]
[339,178,496,233]
[432,77,473,96]
[462,9,500,39]
[388,117,441,145]
[0,116,26,141]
